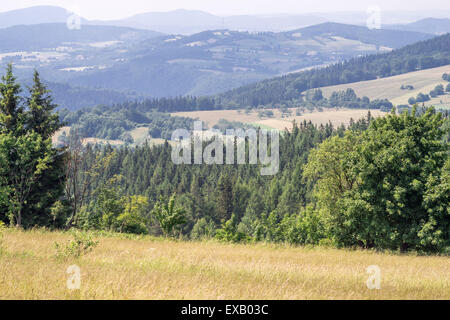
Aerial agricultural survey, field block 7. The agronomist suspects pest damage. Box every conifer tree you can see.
[26,70,62,138]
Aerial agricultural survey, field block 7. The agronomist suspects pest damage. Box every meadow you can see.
[171,108,387,130]
[0,228,448,300]
[320,65,450,108]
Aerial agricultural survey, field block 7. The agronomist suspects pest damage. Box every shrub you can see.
[190,218,216,240]
[54,229,99,259]
[215,214,250,243]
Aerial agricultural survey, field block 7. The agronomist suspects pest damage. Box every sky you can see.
[1,0,449,20]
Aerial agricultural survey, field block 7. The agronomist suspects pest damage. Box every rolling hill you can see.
[319,65,450,108]
[216,33,450,108]
[0,6,84,28]
[66,24,432,98]
[0,23,162,51]
[386,18,450,35]
[0,21,433,109]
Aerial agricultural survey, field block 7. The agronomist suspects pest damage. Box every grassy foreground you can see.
[0,228,448,300]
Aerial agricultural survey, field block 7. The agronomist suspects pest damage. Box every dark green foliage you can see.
[304,107,449,252]
[429,84,445,98]
[151,194,187,237]
[62,104,195,141]
[400,84,414,90]
[0,65,65,228]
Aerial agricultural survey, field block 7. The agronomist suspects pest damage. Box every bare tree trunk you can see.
[16,207,22,228]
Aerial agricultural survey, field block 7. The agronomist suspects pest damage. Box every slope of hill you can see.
[288,22,433,48]
[319,65,450,108]
[387,18,450,35]
[0,23,163,51]
[0,21,432,108]
[0,6,83,28]
[69,25,427,97]
[216,33,450,108]
[0,17,441,109]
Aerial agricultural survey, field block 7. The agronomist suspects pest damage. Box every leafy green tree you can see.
[151,194,186,237]
[190,217,216,240]
[0,66,65,228]
[0,132,53,227]
[117,195,149,234]
[305,107,449,252]
[303,131,360,243]
[215,213,249,243]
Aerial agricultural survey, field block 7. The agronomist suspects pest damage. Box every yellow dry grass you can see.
[0,229,448,300]
[172,109,386,130]
[320,65,450,107]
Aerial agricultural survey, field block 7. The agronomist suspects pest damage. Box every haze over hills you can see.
[0,21,435,109]
[0,23,163,51]
[1,6,450,34]
[386,18,450,35]
[0,5,447,110]
[55,33,450,146]
[0,6,88,28]
[89,9,329,34]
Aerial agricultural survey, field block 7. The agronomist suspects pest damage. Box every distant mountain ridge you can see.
[0,6,87,28]
[0,21,437,109]
[1,6,449,35]
[285,22,433,48]
[0,23,163,51]
[386,18,450,35]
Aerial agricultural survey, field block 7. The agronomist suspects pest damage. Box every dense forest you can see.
[60,104,196,141]
[1,65,449,253]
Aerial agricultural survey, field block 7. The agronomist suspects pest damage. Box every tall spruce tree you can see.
[0,64,23,134]
[0,65,65,227]
[22,71,66,227]
[26,71,62,138]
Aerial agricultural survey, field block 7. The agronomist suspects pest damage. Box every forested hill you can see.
[286,22,433,48]
[95,33,449,113]
[216,33,450,108]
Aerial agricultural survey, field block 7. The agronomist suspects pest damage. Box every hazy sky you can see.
[1,0,449,20]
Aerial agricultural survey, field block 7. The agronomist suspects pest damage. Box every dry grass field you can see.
[320,65,450,108]
[172,108,387,130]
[0,228,448,300]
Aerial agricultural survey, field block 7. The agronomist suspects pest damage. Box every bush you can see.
[54,230,99,259]
[190,218,216,240]
[415,93,430,103]
[215,214,250,243]
[280,206,325,245]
